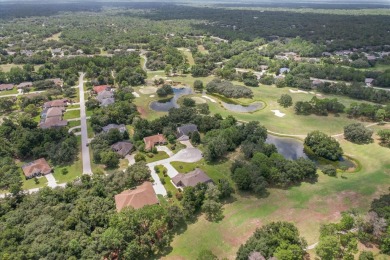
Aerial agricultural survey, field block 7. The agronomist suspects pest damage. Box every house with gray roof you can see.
[102,124,127,133]
[177,123,198,141]
[279,67,290,74]
[97,90,115,106]
[111,141,134,157]
[171,168,212,189]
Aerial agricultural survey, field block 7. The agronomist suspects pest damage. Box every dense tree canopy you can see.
[304,131,343,161]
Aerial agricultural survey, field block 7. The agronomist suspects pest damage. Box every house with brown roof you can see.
[21,158,52,179]
[49,78,63,87]
[93,85,111,94]
[39,116,68,129]
[111,141,134,157]
[143,134,167,151]
[43,99,68,108]
[114,182,159,211]
[171,168,213,189]
[45,107,65,118]
[0,84,14,91]
[17,82,33,89]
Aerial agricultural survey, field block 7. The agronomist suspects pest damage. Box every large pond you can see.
[150,87,192,112]
[221,101,264,113]
[266,135,308,160]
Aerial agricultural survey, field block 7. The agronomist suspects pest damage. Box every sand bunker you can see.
[150,95,155,97]
[271,110,286,118]
[202,95,217,103]
[191,97,206,104]
[139,86,157,94]
[289,89,308,94]
[132,91,140,97]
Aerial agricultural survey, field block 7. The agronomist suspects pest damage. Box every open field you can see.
[178,48,195,66]
[0,64,42,73]
[166,139,390,259]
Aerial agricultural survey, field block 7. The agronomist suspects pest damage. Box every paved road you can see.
[78,73,93,175]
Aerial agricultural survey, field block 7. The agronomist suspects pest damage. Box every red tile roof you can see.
[114,182,158,211]
[143,134,167,151]
[93,85,111,93]
[0,84,14,91]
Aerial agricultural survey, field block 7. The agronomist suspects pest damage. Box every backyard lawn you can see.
[0,88,18,96]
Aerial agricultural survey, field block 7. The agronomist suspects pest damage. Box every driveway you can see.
[45,174,57,188]
[157,146,174,157]
[146,147,203,195]
[77,73,93,175]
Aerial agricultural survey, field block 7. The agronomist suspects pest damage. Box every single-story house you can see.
[93,85,111,94]
[45,107,65,118]
[102,124,127,133]
[39,116,68,129]
[22,158,52,179]
[177,123,199,141]
[279,67,290,74]
[100,98,115,107]
[172,168,213,189]
[43,99,68,108]
[365,78,374,87]
[114,182,159,211]
[312,79,324,87]
[17,82,33,89]
[111,141,134,157]
[143,134,167,151]
[0,84,14,91]
[97,90,114,103]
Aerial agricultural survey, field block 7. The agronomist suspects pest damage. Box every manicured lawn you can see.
[0,88,18,96]
[52,154,83,183]
[63,109,81,119]
[87,120,95,138]
[144,151,170,163]
[166,138,390,259]
[156,165,180,204]
[68,120,81,128]
[21,172,48,190]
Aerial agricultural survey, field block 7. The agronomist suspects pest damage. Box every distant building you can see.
[172,168,213,189]
[17,82,33,89]
[279,68,290,74]
[43,99,68,109]
[97,90,115,106]
[0,84,14,91]
[143,134,167,151]
[102,124,127,133]
[21,158,52,179]
[114,182,159,211]
[93,85,111,94]
[48,78,63,87]
[177,124,198,141]
[39,116,68,129]
[365,78,374,87]
[111,141,134,157]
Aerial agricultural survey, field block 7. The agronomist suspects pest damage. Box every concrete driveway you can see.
[45,174,57,188]
[157,146,174,157]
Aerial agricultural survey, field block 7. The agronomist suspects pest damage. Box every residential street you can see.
[78,73,93,175]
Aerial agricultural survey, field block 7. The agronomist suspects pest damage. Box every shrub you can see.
[160,178,166,185]
[344,123,373,144]
[175,192,183,200]
[322,165,337,176]
[134,153,146,162]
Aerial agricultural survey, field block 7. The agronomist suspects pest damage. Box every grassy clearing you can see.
[0,64,41,73]
[43,32,61,42]
[178,48,195,66]
[166,138,390,259]
[143,151,170,163]
[197,45,209,54]
[0,88,18,96]
[68,120,81,128]
[63,109,80,120]
[53,154,82,183]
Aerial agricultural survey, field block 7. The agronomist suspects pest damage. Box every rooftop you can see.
[114,182,159,211]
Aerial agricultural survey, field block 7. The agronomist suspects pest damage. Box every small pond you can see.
[266,135,308,160]
[221,101,264,113]
[150,87,192,112]
[267,134,356,169]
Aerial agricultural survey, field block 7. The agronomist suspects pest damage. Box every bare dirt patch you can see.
[137,106,147,117]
